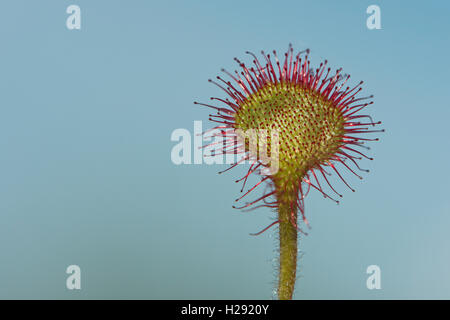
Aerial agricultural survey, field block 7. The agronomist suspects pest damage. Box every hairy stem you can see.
[276,182,299,300]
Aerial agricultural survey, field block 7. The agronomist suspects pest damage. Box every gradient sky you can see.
[0,0,449,299]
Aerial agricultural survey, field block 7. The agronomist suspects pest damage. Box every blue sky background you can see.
[0,0,449,299]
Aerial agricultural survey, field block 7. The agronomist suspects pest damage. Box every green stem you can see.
[276,182,299,300]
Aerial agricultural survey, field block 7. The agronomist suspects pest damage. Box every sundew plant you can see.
[195,45,382,300]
